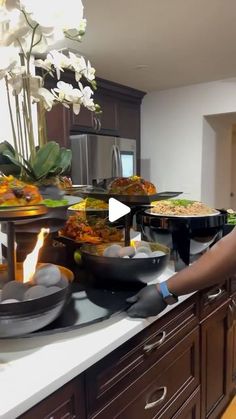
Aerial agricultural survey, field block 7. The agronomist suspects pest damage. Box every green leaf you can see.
[0,141,16,164]
[2,150,35,178]
[31,142,60,179]
[56,148,72,171]
[48,148,72,176]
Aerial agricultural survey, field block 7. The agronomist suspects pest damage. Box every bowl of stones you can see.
[80,241,170,284]
[0,263,73,338]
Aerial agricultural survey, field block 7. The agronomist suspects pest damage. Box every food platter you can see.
[68,206,108,212]
[76,189,183,205]
[0,204,48,221]
[144,209,221,218]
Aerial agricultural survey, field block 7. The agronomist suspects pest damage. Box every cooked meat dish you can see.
[108,176,157,196]
[60,214,123,244]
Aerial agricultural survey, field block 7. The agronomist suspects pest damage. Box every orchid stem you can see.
[5,76,18,156]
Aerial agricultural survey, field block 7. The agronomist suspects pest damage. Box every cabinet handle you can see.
[143,331,166,353]
[207,288,223,301]
[145,386,167,410]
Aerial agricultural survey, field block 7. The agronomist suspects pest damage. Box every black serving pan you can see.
[75,188,183,205]
[0,265,73,338]
[80,242,169,284]
[137,210,227,269]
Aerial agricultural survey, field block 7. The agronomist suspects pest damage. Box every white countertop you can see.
[0,267,193,419]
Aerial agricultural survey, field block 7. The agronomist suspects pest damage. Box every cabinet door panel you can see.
[86,296,198,415]
[46,105,70,148]
[172,386,200,419]
[70,106,94,131]
[201,300,231,419]
[90,328,199,419]
[18,377,85,419]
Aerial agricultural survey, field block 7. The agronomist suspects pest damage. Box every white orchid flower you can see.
[37,88,55,111]
[2,9,30,48]
[20,0,84,36]
[4,1,20,11]
[69,53,86,82]
[0,46,18,79]
[8,73,22,95]
[47,50,70,79]
[52,80,82,102]
[34,58,53,75]
[8,65,25,95]
[82,60,95,82]
[78,82,95,111]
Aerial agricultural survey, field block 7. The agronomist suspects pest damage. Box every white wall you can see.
[141,79,236,205]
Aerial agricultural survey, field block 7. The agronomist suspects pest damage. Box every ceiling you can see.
[72,0,236,92]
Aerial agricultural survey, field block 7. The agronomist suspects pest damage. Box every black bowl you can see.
[80,242,169,284]
[0,265,73,338]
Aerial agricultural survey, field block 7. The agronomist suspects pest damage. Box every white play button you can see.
[108,198,130,222]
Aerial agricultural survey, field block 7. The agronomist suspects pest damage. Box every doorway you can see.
[201,112,236,209]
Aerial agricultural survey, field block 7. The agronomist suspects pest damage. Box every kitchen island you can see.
[0,269,235,419]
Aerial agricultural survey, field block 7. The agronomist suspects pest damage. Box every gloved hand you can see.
[126,284,167,318]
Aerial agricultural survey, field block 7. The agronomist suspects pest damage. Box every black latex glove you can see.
[126,285,167,318]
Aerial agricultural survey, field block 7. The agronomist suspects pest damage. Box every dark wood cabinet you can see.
[86,296,198,416]
[18,377,85,419]
[17,288,236,419]
[200,299,231,419]
[172,387,201,419]
[89,328,199,419]
[44,73,145,173]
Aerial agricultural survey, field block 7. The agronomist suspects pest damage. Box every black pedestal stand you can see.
[0,205,48,281]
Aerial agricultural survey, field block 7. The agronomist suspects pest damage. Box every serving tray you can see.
[3,280,144,338]
[144,209,221,218]
[76,189,183,205]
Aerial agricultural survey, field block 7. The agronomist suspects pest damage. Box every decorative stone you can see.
[119,246,135,258]
[24,285,47,300]
[44,286,61,296]
[136,246,152,256]
[34,264,61,286]
[1,281,26,302]
[103,244,122,257]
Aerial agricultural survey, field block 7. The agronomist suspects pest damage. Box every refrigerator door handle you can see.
[115,145,122,177]
[111,144,119,177]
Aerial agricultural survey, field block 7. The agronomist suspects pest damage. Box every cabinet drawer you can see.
[199,282,228,320]
[172,386,200,419]
[86,296,198,415]
[90,327,200,419]
[19,377,85,419]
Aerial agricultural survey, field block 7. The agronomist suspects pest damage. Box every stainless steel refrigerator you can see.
[70,134,137,185]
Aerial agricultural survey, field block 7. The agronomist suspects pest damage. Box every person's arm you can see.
[127,227,236,318]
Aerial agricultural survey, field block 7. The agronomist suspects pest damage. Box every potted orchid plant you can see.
[0,0,101,185]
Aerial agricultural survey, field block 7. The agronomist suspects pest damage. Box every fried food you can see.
[150,199,217,216]
[0,176,42,206]
[60,214,123,244]
[108,176,157,196]
[69,198,108,211]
